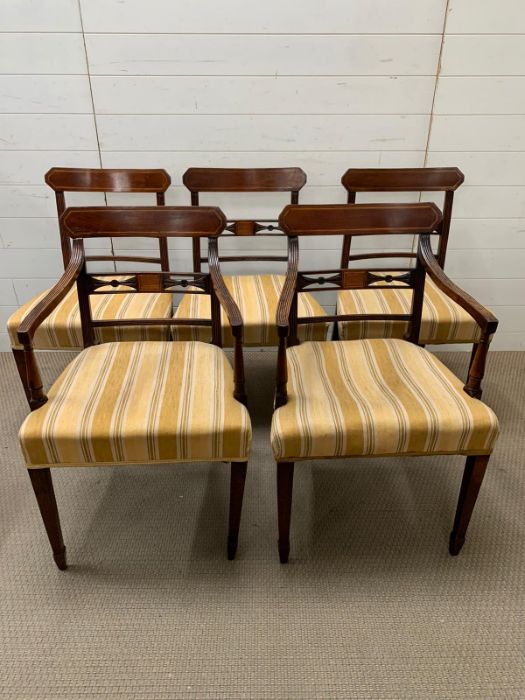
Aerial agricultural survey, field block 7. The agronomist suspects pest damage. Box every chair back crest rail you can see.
[340,167,464,269]
[45,167,172,270]
[17,206,247,408]
[274,202,496,407]
[182,167,307,271]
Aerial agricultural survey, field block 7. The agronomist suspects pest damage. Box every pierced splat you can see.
[298,272,343,291]
[87,271,210,295]
[89,275,138,293]
[367,271,414,287]
[297,268,416,292]
[164,273,209,293]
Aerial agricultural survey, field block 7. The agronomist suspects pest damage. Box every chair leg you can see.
[277,462,294,564]
[28,469,67,570]
[449,455,489,556]
[12,348,32,405]
[227,461,247,560]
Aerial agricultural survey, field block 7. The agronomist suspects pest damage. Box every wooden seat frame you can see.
[17,206,249,568]
[12,167,172,404]
[274,202,498,563]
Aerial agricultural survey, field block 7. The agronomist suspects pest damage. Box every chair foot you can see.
[449,531,465,556]
[28,469,67,570]
[227,535,238,561]
[277,462,294,563]
[227,462,247,560]
[278,539,290,564]
[449,454,490,557]
[53,546,68,570]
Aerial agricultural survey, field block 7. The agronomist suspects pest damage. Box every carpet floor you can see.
[0,349,524,699]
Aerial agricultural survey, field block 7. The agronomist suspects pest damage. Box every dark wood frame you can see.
[13,168,172,404]
[45,167,172,269]
[273,202,498,563]
[182,167,307,271]
[17,206,249,567]
[338,167,484,369]
[340,167,464,269]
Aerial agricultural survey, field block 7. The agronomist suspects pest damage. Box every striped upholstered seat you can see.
[19,206,252,568]
[337,275,480,344]
[20,341,251,468]
[271,339,498,461]
[173,274,328,346]
[8,284,172,350]
[273,202,499,564]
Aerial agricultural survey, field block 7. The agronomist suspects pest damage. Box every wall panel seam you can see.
[78,0,115,267]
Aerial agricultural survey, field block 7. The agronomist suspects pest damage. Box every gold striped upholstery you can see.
[337,275,481,344]
[20,341,251,467]
[8,284,173,350]
[271,339,499,461]
[173,274,328,346]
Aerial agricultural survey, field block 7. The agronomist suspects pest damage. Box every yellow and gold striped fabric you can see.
[20,341,251,467]
[337,275,481,344]
[173,274,328,346]
[8,284,173,350]
[271,339,499,461]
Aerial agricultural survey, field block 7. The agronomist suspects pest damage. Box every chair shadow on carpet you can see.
[56,449,503,590]
[307,457,475,559]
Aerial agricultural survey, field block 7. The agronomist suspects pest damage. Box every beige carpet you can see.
[0,349,524,699]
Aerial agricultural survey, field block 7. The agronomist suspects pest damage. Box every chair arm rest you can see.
[276,236,299,334]
[207,238,247,405]
[274,238,300,408]
[418,235,498,336]
[17,240,84,347]
[207,239,243,337]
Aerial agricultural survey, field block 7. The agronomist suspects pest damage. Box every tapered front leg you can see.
[277,462,294,563]
[28,469,67,570]
[449,455,490,556]
[227,462,248,560]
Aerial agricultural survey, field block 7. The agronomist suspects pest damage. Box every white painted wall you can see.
[0,0,523,350]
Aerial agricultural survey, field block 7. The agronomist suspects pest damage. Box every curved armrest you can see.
[207,238,243,337]
[15,240,84,410]
[418,235,498,336]
[17,240,84,347]
[276,236,299,334]
[419,234,497,399]
[207,238,247,404]
[274,237,300,408]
